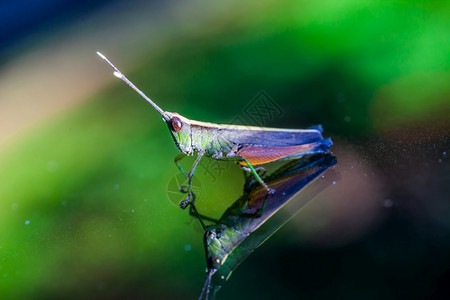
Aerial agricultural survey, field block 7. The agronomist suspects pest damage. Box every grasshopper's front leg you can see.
[179,151,205,209]
[174,153,188,179]
[174,153,191,194]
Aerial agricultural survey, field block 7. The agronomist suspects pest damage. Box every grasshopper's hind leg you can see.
[241,166,267,188]
[240,191,271,218]
[241,166,267,177]
[233,156,275,194]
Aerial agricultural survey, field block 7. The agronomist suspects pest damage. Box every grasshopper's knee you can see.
[267,187,276,195]
[241,165,266,175]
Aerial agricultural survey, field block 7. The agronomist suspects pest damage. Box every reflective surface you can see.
[195,154,336,299]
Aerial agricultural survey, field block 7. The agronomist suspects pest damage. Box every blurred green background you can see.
[0,0,449,299]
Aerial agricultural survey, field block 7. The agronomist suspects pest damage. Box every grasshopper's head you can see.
[164,112,193,155]
[204,229,225,271]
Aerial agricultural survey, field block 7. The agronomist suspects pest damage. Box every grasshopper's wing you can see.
[236,139,332,165]
[217,124,325,147]
[217,124,332,165]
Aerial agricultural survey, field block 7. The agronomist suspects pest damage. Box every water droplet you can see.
[25,220,30,225]
[184,244,192,251]
[221,275,225,279]
[282,192,286,196]
[131,209,135,213]
[332,181,336,185]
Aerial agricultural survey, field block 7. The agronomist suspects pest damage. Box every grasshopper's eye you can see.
[172,117,183,132]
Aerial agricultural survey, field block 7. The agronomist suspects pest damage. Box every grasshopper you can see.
[97,52,333,209]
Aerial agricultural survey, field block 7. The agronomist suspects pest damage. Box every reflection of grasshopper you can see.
[97,53,333,209]
[194,154,337,300]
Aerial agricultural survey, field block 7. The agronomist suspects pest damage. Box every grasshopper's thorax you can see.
[190,122,220,156]
[164,112,194,155]
[188,119,237,158]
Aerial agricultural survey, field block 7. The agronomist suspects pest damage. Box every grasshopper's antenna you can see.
[199,269,216,300]
[96,52,170,121]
